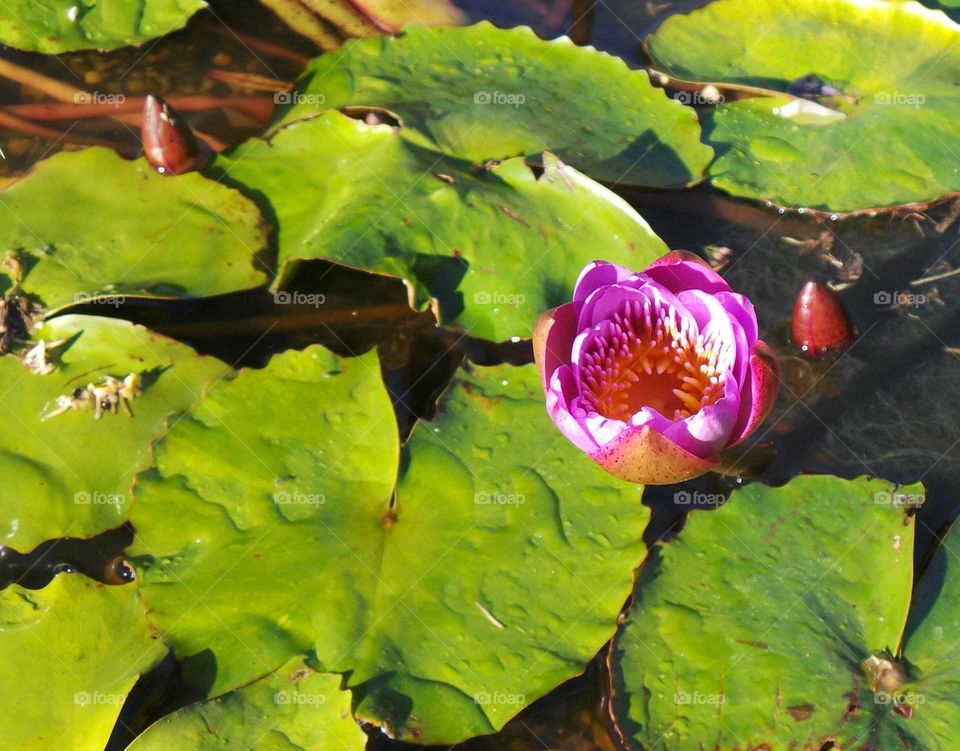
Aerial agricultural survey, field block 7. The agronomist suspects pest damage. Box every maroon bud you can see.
[791,281,853,358]
[142,94,203,175]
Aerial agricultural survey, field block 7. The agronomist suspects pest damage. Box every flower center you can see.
[580,298,731,421]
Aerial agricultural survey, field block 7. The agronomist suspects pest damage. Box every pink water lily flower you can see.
[533,252,779,485]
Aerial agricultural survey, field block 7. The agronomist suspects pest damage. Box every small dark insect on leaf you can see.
[787,74,839,98]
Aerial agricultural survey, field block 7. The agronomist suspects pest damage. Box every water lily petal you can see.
[715,291,759,344]
[714,290,758,386]
[546,366,599,453]
[645,250,731,295]
[583,411,631,446]
[533,303,577,390]
[729,341,781,446]
[577,279,696,334]
[661,374,741,457]
[572,260,634,304]
[676,289,741,375]
[591,423,719,484]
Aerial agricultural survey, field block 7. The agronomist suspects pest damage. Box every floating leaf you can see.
[0,575,164,750]
[276,22,712,187]
[609,475,948,750]
[218,112,668,341]
[128,657,366,749]
[130,349,649,743]
[0,315,229,551]
[0,148,268,314]
[646,0,960,211]
[0,0,206,53]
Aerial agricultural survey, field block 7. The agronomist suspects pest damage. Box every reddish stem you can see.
[0,110,122,150]
[206,69,292,93]
[213,26,311,65]
[2,95,274,123]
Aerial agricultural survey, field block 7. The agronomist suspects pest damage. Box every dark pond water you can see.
[2,1,959,749]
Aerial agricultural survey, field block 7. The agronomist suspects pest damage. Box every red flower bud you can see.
[791,281,853,358]
[142,94,204,175]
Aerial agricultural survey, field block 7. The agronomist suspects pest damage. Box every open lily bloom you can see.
[533,252,780,485]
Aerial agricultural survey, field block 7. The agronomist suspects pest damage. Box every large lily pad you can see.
[0,575,165,751]
[218,111,668,341]
[128,657,366,749]
[0,148,268,314]
[275,22,712,187]
[646,0,960,211]
[129,349,649,743]
[0,0,206,53]
[609,475,953,750]
[0,314,229,551]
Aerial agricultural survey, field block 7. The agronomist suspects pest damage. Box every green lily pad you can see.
[218,111,668,341]
[646,0,960,211]
[0,575,165,751]
[0,0,206,53]
[610,475,947,750]
[128,657,366,750]
[129,349,649,743]
[0,148,268,313]
[0,314,229,551]
[275,22,712,187]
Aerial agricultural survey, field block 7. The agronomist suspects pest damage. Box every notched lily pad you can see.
[275,22,713,187]
[218,111,668,341]
[129,349,649,743]
[0,147,268,314]
[127,656,365,749]
[0,0,206,53]
[0,575,165,751]
[0,314,230,551]
[609,474,960,750]
[646,0,960,211]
